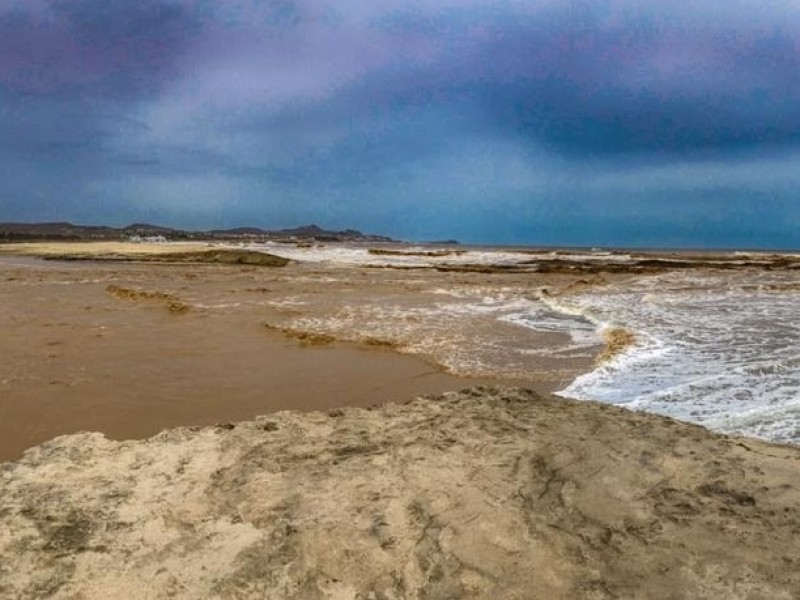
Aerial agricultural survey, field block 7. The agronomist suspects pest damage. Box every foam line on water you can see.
[551,271,800,444]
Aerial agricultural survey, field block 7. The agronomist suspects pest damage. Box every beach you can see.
[2,242,800,598]
[3,387,800,598]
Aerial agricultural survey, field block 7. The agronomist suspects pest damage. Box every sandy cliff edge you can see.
[1,387,799,599]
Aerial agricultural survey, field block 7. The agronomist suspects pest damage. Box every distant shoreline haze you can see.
[1,220,798,252]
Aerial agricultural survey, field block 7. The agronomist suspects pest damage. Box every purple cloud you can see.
[3,0,800,246]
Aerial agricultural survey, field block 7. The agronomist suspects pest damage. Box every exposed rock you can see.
[1,388,799,599]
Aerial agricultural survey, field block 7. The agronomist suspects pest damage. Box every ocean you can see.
[551,270,800,444]
[251,242,800,445]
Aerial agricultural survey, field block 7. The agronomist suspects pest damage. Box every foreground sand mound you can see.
[1,388,799,599]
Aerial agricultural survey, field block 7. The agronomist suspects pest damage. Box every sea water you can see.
[542,271,800,444]
[249,242,800,444]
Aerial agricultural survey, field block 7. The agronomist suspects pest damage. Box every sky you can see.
[1,0,800,248]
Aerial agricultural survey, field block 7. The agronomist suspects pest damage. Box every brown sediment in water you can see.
[434,263,527,273]
[51,249,290,267]
[264,323,337,346]
[265,323,400,350]
[0,249,600,461]
[7,241,800,273]
[741,282,800,292]
[105,284,190,313]
[3,256,550,461]
[541,276,609,297]
[435,254,800,276]
[362,336,398,348]
[596,327,637,364]
[363,263,430,270]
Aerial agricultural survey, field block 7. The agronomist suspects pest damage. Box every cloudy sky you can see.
[1,0,799,247]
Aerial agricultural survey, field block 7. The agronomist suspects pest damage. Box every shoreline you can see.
[12,240,800,460]
[1,251,575,462]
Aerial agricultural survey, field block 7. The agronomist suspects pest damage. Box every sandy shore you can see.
[0,240,215,257]
[2,387,799,598]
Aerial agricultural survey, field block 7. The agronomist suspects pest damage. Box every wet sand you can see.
[0,253,589,461]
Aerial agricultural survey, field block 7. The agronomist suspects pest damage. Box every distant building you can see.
[129,235,168,243]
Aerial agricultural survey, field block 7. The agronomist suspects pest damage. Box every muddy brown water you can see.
[0,258,593,461]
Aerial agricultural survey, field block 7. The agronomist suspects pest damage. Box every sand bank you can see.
[0,241,290,267]
[2,387,799,599]
[0,241,214,257]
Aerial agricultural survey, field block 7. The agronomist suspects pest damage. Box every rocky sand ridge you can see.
[1,388,799,599]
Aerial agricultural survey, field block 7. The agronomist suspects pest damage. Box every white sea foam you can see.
[239,243,525,267]
[539,271,800,444]
[245,241,800,444]
[239,243,635,268]
[188,302,243,309]
[281,284,601,379]
[500,309,601,347]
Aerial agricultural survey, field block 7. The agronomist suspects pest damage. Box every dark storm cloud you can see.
[0,0,198,95]
[291,1,800,158]
[2,0,800,245]
[4,0,800,156]
[173,0,800,176]
[473,6,800,157]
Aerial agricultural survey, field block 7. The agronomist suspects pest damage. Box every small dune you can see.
[3,388,799,598]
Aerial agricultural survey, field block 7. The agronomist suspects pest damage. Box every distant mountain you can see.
[207,227,268,235]
[0,221,106,233]
[272,224,391,241]
[123,223,178,233]
[0,221,116,239]
[277,224,326,236]
[0,221,395,243]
